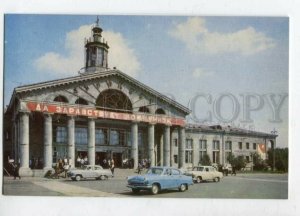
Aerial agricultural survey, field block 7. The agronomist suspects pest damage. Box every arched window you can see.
[54,95,68,103]
[75,98,88,105]
[138,106,150,113]
[96,89,132,113]
[155,108,165,115]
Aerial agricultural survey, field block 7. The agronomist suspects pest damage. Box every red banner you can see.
[26,102,185,126]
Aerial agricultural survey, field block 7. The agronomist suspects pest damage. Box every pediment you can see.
[10,69,190,117]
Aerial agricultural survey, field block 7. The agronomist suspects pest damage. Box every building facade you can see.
[3,19,276,176]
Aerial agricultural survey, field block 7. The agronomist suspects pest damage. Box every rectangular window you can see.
[253,143,257,150]
[185,150,193,163]
[238,142,243,150]
[246,156,250,163]
[75,127,88,145]
[199,140,207,150]
[108,129,126,146]
[199,151,207,163]
[95,128,108,145]
[246,142,250,149]
[186,139,193,149]
[212,151,220,163]
[138,131,143,146]
[225,141,232,150]
[174,155,178,164]
[126,131,131,146]
[213,140,220,150]
[225,152,231,163]
[174,138,178,147]
[55,126,67,143]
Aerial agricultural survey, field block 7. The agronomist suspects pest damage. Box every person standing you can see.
[232,165,236,176]
[110,159,115,177]
[13,162,21,180]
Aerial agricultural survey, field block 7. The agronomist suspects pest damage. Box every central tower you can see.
[84,17,109,73]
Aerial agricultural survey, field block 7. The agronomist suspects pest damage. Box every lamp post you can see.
[270,129,277,171]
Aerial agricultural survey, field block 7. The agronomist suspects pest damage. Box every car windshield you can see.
[146,168,164,175]
[193,167,204,171]
[83,166,91,170]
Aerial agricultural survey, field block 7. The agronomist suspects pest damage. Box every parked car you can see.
[67,165,113,181]
[127,166,193,195]
[186,166,223,183]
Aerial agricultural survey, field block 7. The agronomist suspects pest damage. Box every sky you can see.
[3,14,289,147]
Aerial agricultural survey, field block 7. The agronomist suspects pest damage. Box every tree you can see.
[251,152,268,171]
[226,153,246,171]
[199,153,211,166]
[267,148,288,172]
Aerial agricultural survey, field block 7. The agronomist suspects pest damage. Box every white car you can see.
[67,165,113,181]
[186,166,223,183]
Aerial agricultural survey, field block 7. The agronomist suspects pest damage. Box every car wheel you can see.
[100,175,106,180]
[132,188,140,194]
[214,177,220,182]
[151,184,159,195]
[75,175,81,181]
[179,184,187,192]
[196,176,202,183]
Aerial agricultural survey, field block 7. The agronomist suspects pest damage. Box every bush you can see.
[267,148,288,172]
[199,153,211,166]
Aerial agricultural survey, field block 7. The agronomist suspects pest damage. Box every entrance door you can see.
[96,152,107,167]
[113,153,122,167]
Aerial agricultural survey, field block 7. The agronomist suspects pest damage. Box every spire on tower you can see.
[96,16,100,26]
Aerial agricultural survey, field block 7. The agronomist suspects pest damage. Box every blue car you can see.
[127,166,193,195]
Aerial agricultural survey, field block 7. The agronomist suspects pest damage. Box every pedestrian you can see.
[84,155,88,165]
[76,155,81,167]
[137,162,142,174]
[80,158,85,168]
[232,165,236,176]
[110,159,115,177]
[63,163,70,178]
[13,162,21,180]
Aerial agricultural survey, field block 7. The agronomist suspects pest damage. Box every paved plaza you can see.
[2,169,288,199]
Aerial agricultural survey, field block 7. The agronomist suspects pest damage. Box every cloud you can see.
[34,24,140,77]
[169,17,275,55]
[192,67,215,78]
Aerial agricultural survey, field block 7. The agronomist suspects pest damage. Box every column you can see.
[131,122,138,169]
[170,129,174,167]
[159,134,163,166]
[19,112,30,169]
[163,125,171,166]
[192,138,199,167]
[43,113,53,169]
[148,123,155,167]
[178,127,186,168]
[88,118,95,165]
[67,116,75,167]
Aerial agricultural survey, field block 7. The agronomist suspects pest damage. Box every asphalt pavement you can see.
[2,169,288,199]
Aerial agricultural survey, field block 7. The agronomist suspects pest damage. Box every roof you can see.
[8,69,190,115]
[185,124,277,139]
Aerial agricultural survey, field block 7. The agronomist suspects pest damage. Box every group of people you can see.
[76,155,89,168]
[53,157,71,178]
[101,158,115,177]
[29,156,43,169]
[218,164,237,176]
[137,159,151,174]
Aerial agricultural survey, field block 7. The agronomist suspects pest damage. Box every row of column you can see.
[18,111,187,171]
